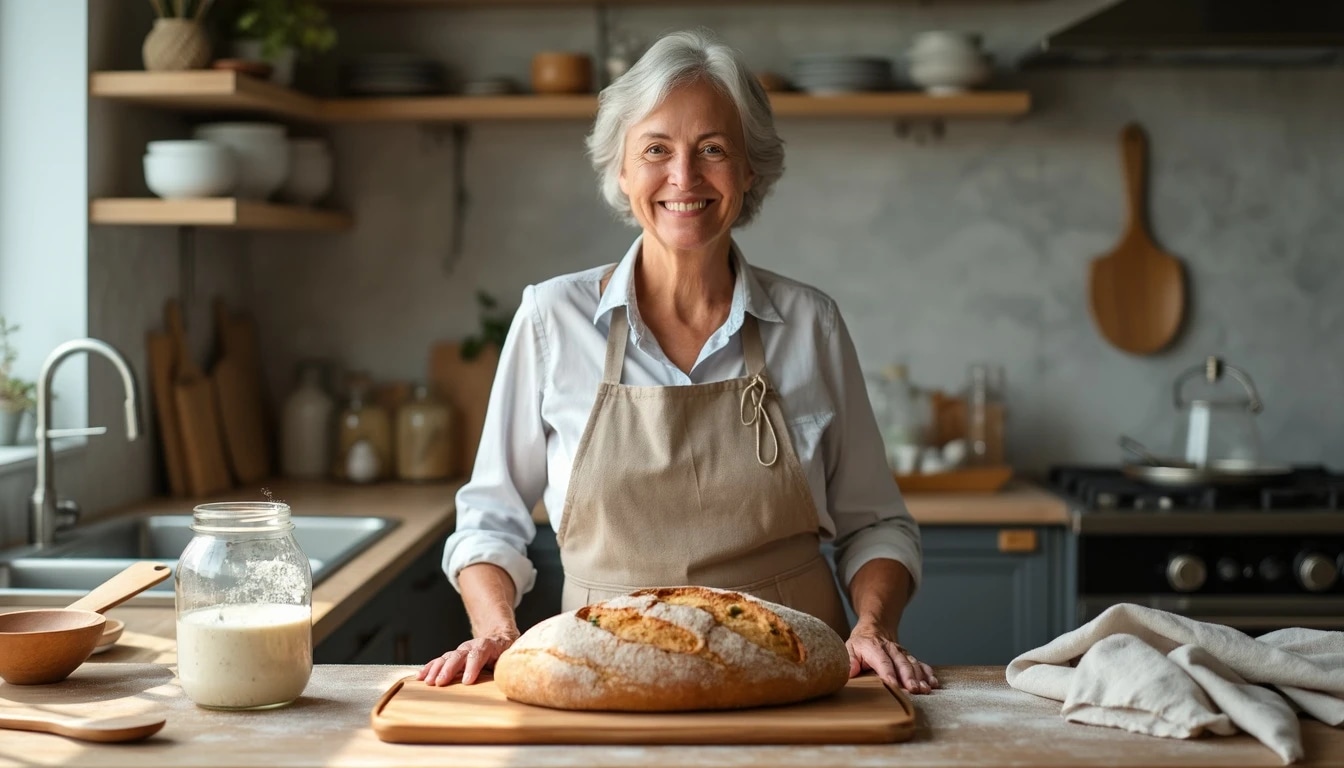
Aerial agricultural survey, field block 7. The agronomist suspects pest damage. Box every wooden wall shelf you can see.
[90,199,353,231]
[91,71,1031,122]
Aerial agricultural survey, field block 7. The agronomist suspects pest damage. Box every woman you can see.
[418,30,937,694]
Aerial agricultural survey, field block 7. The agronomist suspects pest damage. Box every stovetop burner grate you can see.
[1049,466,1344,512]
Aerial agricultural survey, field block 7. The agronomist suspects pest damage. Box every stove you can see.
[1049,465,1344,635]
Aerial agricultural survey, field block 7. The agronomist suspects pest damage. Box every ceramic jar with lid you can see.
[395,385,455,482]
[280,361,335,479]
[176,501,312,710]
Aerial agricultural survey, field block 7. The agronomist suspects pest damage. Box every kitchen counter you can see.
[2,665,1339,767]
[1,480,461,664]
[1,478,1066,664]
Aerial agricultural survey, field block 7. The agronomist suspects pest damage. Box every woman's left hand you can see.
[846,623,940,694]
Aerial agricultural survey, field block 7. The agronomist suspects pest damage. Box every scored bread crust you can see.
[493,586,850,711]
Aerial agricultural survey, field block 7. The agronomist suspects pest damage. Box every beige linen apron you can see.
[556,305,850,636]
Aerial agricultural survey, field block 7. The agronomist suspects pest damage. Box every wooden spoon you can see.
[66,562,172,614]
[0,711,165,743]
[1088,123,1187,355]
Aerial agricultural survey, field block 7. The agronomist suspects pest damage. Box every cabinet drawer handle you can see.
[998,529,1038,553]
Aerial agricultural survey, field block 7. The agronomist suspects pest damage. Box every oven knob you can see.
[1216,557,1241,582]
[1296,553,1338,592]
[1259,557,1287,583]
[1167,555,1207,592]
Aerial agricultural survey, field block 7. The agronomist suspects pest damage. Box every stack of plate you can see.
[790,55,893,95]
[344,54,445,97]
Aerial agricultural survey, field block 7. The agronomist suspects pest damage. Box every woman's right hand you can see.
[417,631,519,686]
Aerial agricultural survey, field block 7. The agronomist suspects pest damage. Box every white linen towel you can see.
[1005,603,1344,763]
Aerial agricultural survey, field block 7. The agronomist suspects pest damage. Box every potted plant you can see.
[232,0,337,87]
[428,292,513,478]
[0,316,37,446]
[142,0,215,72]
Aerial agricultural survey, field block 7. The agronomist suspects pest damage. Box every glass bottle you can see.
[176,501,313,710]
[965,363,1006,466]
[395,384,455,481]
[280,361,334,479]
[332,382,392,483]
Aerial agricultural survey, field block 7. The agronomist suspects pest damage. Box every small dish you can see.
[91,618,125,655]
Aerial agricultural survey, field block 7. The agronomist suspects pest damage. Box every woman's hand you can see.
[846,622,939,694]
[417,631,519,687]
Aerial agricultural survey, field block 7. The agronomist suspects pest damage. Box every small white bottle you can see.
[280,362,334,479]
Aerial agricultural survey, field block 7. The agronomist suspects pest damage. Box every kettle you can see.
[1171,357,1263,467]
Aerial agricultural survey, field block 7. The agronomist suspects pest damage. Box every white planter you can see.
[0,408,24,446]
[232,39,298,87]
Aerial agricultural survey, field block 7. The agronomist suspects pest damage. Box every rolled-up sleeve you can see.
[443,285,549,608]
[820,307,923,592]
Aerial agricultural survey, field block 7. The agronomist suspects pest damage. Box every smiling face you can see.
[618,78,755,256]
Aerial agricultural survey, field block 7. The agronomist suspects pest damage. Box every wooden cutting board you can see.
[166,300,232,497]
[370,674,915,745]
[145,329,187,497]
[427,341,500,479]
[212,300,271,485]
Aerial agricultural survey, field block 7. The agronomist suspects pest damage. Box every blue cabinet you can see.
[896,526,1073,665]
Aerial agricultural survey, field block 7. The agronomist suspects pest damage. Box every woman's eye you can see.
[644,145,667,156]
[702,145,724,156]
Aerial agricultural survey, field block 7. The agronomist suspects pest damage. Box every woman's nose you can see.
[667,151,701,188]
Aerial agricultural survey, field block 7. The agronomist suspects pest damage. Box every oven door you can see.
[1078,595,1344,635]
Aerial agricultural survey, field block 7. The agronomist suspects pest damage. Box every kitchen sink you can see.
[0,514,398,607]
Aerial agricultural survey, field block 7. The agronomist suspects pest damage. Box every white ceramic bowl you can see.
[147,139,230,156]
[281,139,333,205]
[908,31,983,60]
[144,149,238,199]
[909,54,990,95]
[192,122,289,200]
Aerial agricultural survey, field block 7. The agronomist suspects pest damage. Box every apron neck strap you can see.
[603,307,769,384]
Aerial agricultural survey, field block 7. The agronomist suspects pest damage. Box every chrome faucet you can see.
[29,338,141,548]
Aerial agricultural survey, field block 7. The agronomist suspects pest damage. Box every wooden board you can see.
[427,341,499,479]
[145,330,187,497]
[896,465,1013,494]
[370,674,915,745]
[212,300,271,486]
[166,300,233,497]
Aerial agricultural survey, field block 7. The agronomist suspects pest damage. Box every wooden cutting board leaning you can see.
[212,299,272,485]
[1088,123,1187,356]
[165,300,232,497]
[370,674,915,745]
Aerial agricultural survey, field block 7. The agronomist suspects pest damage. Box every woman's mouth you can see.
[660,200,710,213]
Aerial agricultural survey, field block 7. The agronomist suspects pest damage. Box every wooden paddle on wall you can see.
[145,328,187,496]
[1088,123,1187,355]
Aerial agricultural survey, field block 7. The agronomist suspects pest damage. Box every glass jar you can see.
[176,502,313,710]
[395,384,455,481]
[964,363,1006,466]
[332,384,392,483]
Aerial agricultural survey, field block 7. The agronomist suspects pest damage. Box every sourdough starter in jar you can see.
[176,501,313,710]
[177,604,312,709]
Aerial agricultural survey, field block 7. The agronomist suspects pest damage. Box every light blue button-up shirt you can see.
[443,236,922,607]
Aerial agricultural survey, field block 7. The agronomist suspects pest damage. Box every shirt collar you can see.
[592,235,784,327]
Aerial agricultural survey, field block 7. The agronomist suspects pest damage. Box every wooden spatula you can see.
[212,299,271,485]
[1088,123,1187,355]
[166,300,232,496]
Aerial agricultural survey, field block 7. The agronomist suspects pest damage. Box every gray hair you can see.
[585,30,784,228]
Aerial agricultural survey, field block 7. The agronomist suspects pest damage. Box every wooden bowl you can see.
[0,609,106,685]
[530,52,592,94]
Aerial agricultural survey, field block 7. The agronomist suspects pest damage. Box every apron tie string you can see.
[739,374,779,467]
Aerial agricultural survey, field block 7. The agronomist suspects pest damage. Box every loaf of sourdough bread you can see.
[493,586,850,711]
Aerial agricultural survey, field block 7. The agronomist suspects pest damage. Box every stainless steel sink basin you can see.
[0,514,398,607]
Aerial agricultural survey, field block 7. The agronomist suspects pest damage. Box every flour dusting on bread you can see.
[493,586,849,712]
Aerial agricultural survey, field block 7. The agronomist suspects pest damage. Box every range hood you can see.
[1025,0,1344,66]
